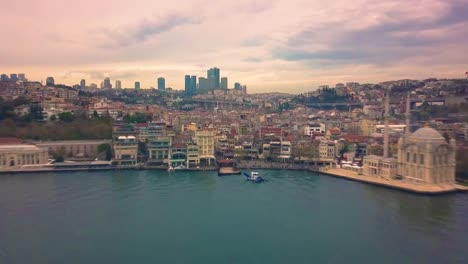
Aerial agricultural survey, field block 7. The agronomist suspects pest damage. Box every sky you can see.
[1,0,467,93]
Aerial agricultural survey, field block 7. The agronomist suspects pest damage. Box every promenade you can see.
[322,168,468,195]
[1,162,467,195]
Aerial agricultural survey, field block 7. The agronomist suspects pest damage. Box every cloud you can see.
[96,13,204,48]
[236,0,276,14]
[243,57,265,63]
[274,0,468,66]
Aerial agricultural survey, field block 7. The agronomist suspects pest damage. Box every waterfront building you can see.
[135,81,140,90]
[158,77,165,91]
[112,136,138,166]
[33,140,111,160]
[0,142,48,171]
[397,94,455,184]
[397,126,456,184]
[220,77,228,90]
[186,144,200,168]
[207,67,220,90]
[170,143,187,167]
[115,80,122,89]
[195,130,215,165]
[267,140,292,161]
[46,77,55,86]
[147,137,171,166]
[363,88,398,179]
[319,141,338,161]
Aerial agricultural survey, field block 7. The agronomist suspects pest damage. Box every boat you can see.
[174,164,186,170]
[243,171,264,182]
[167,165,175,173]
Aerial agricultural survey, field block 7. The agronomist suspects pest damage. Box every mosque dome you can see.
[410,127,444,140]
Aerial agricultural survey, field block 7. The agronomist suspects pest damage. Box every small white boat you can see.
[174,164,186,170]
[243,171,264,182]
[167,165,175,173]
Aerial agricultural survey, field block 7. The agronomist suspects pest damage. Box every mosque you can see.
[363,90,456,185]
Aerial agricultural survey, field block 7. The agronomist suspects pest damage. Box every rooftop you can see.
[410,127,444,140]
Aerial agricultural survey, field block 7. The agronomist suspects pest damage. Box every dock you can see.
[321,168,468,195]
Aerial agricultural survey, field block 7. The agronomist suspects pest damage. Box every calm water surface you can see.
[0,170,467,264]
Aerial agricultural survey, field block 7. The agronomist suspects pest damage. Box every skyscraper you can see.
[190,76,197,95]
[46,77,55,86]
[115,80,122,89]
[10,74,18,82]
[18,73,27,82]
[184,75,191,94]
[207,67,220,90]
[158,77,165,91]
[220,77,228,90]
[234,82,241,90]
[135,81,140,90]
[103,77,112,89]
[199,77,208,92]
[1,74,9,81]
[80,79,86,90]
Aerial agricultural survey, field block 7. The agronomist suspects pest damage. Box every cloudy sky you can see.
[1,0,467,93]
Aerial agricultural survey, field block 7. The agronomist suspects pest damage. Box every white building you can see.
[397,127,456,184]
[112,136,138,166]
[0,144,49,170]
[304,123,325,136]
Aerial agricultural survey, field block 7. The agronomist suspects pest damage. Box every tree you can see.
[97,143,112,160]
[12,96,30,107]
[58,112,75,122]
[50,115,57,121]
[53,147,66,162]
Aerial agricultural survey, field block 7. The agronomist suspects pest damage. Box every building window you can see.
[413,154,417,163]
[420,154,424,165]
[406,152,410,162]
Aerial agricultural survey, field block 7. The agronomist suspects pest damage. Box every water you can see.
[0,170,467,264]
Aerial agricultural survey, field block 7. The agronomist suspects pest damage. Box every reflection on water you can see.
[0,170,467,264]
[363,185,455,232]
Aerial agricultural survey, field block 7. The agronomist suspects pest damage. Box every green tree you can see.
[58,112,75,122]
[97,143,112,160]
[50,115,57,121]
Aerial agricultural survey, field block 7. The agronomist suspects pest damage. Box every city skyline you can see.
[1,0,467,93]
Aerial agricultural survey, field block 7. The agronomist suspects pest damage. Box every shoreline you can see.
[1,165,467,195]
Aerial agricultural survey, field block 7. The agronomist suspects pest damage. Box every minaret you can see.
[405,92,411,140]
[383,87,390,158]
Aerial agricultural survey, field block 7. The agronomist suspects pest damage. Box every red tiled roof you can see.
[0,137,23,145]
